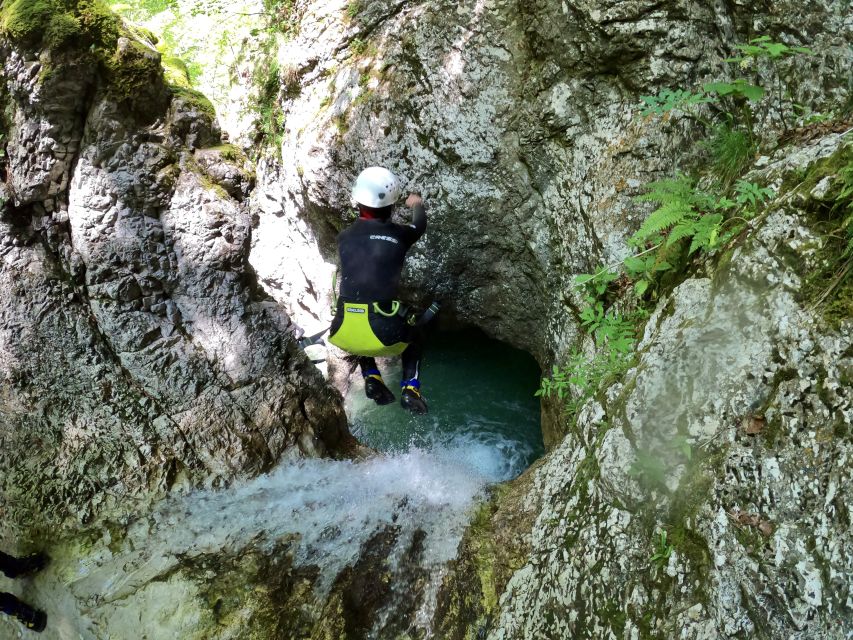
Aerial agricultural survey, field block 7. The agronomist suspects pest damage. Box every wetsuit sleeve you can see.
[400,203,427,247]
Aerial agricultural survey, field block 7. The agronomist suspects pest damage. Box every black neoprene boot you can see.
[6,597,47,632]
[3,553,48,579]
[400,380,428,414]
[364,374,395,405]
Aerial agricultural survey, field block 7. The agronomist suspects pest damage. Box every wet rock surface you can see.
[1,0,852,638]
[0,30,350,541]
[441,135,853,639]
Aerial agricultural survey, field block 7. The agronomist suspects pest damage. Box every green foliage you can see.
[727,35,814,62]
[535,347,633,416]
[350,37,368,55]
[649,529,673,567]
[639,35,814,137]
[631,176,774,256]
[640,89,711,119]
[537,269,636,416]
[702,79,765,102]
[251,55,287,148]
[726,36,814,132]
[345,0,362,20]
[260,0,298,37]
[579,298,635,355]
[705,122,756,186]
[623,252,672,296]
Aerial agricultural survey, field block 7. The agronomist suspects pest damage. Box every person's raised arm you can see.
[402,193,427,246]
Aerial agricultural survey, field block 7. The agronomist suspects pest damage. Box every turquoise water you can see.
[346,328,544,481]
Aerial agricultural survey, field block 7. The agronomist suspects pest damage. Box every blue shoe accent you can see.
[400,378,420,390]
[363,368,382,379]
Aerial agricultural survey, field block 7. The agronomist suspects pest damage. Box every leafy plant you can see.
[727,35,814,62]
[537,270,636,415]
[649,529,674,567]
[623,251,672,296]
[640,88,711,124]
[345,0,362,22]
[702,79,765,103]
[640,35,813,139]
[726,35,814,131]
[630,176,774,256]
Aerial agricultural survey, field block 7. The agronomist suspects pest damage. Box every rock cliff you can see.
[0,3,350,540]
[0,0,851,638]
[241,0,851,637]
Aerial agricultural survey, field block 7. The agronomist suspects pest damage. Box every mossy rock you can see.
[1,0,62,45]
[433,471,541,640]
[169,84,216,121]
[794,142,853,327]
[103,36,166,105]
[1,0,120,51]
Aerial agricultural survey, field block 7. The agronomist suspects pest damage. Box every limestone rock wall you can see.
[0,35,350,538]
[238,0,853,637]
[436,135,853,639]
[249,0,850,375]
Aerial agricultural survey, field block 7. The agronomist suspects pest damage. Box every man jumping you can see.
[328,166,430,414]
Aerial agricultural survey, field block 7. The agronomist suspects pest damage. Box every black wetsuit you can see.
[331,204,427,381]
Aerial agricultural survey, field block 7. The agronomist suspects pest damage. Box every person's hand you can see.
[405,193,423,208]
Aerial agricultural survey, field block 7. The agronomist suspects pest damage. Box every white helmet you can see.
[351,166,401,208]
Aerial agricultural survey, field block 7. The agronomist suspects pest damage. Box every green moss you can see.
[169,85,216,120]
[77,0,119,49]
[1,0,121,51]
[794,143,853,327]
[102,36,161,103]
[1,0,59,45]
[44,11,80,48]
[160,53,190,87]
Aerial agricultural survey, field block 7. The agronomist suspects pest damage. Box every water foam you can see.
[82,429,526,607]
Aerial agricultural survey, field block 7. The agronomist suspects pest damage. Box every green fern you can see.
[633,177,697,241]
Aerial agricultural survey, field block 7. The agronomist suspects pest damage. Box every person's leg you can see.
[400,331,427,414]
[0,592,47,632]
[0,551,46,579]
[0,551,17,578]
[359,356,395,405]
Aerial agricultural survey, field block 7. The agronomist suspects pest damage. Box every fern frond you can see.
[634,201,695,241]
[666,221,697,246]
[635,176,695,204]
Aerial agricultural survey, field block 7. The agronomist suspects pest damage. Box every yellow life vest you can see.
[328,302,409,357]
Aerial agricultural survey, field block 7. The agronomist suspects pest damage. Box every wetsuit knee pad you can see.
[329,303,408,357]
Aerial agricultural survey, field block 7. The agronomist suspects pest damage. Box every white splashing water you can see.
[73,429,527,630]
[183,431,521,582]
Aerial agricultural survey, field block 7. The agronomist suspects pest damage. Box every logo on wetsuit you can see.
[346,307,366,314]
[369,234,399,244]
